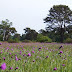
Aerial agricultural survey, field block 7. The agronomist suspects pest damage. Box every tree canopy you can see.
[0,19,17,41]
[44,5,72,42]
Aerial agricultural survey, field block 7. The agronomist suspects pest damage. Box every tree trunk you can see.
[3,30,5,41]
[60,28,65,43]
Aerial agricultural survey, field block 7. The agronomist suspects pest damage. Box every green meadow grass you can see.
[0,43,72,72]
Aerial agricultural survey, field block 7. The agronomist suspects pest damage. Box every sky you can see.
[0,0,72,35]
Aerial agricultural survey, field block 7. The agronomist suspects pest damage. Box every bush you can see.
[8,39,15,43]
[22,40,32,43]
[37,34,52,43]
[64,38,72,43]
[8,38,20,43]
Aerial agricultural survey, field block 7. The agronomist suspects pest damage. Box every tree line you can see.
[0,5,72,43]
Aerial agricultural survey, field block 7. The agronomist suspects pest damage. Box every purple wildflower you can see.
[11,48,13,51]
[22,49,24,51]
[38,47,42,50]
[0,63,6,70]
[33,60,35,62]
[11,56,13,58]
[10,67,13,70]
[39,49,41,51]
[19,58,21,60]
[27,53,31,56]
[0,43,2,45]
[3,57,5,60]
[60,51,63,54]
[1,51,2,53]
[53,67,57,70]
[32,51,35,53]
[15,67,18,70]
[46,56,49,58]
[15,56,18,61]
[62,64,65,66]
[9,53,11,55]
[23,54,26,56]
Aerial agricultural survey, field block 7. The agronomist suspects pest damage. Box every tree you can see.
[44,5,72,42]
[24,27,38,40]
[13,33,20,40]
[38,29,48,36]
[66,25,72,38]
[0,19,17,41]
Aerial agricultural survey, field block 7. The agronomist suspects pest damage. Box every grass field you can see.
[0,42,72,72]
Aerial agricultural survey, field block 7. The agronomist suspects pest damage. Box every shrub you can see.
[8,38,19,43]
[64,38,72,43]
[22,40,32,43]
[37,34,52,43]
[8,39,15,43]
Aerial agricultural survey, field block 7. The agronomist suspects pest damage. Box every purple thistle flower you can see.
[32,51,35,53]
[27,53,31,56]
[15,56,18,61]
[3,57,5,60]
[0,63,6,70]
[39,49,41,51]
[19,58,21,60]
[9,53,11,55]
[26,51,29,53]
[46,56,49,58]
[15,54,17,56]
[6,47,9,50]
[53,67,57,70]
[15,67,18,70]
[22,49,24,51]
[1,51,2,53]
[36,56,39,58]
[23,54,26,56]
[19,51,22,55]
[62,64,65,66]
[33,60,35,62]
[0,43,2,45]
[11,56,13,58]
[38,47,42,50]
[11,48,13,51]
[10,67,13,70]
[60,51,63,54]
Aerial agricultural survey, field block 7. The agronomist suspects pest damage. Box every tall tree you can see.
[44,5,72,42]
[0,19,17,41]
[38,29,48,36]
[24,27,38,40]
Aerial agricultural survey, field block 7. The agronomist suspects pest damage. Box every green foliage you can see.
[37,34,52,42]
[0,35,3,41]
[0,19,17,41]
[13,33,20,40]
[64,38,72,43]
[8,38,15,43]
[22,39,32,43]
[8,38,19,43]
[44,5,72,43]
[24,27,38,40]
[20,34,25,41]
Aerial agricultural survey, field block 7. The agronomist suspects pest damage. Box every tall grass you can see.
[0,43,72,72]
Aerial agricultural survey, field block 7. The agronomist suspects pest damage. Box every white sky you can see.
[0,0,72,35]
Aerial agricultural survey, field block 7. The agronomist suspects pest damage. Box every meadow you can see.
[0,42,72,72]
